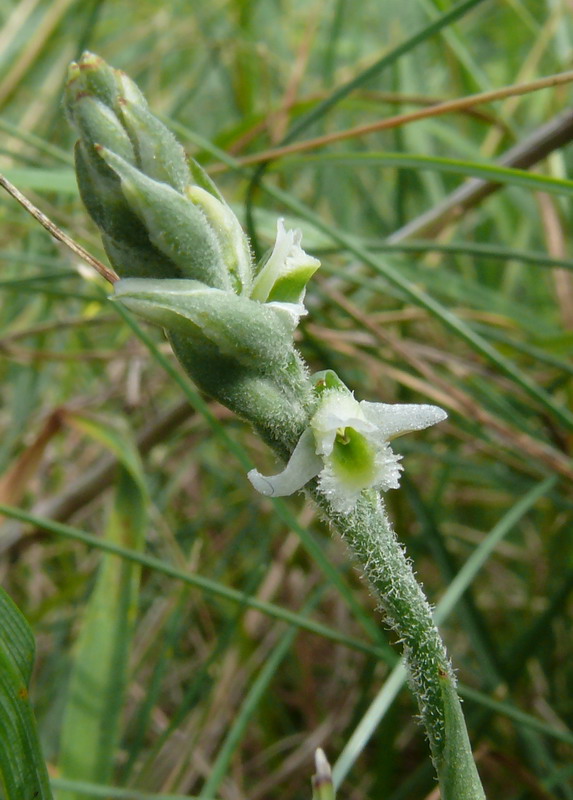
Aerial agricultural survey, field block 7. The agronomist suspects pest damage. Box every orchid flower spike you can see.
[248,374,447,514]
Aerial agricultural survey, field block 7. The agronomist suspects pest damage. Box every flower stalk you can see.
[65,52,486,798]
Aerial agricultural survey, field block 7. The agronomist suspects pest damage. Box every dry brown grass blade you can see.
[536,191,573,330]
[226,89,510,156]
[215,69,573,170]
[0,400,194,553]
[0,410,64,521]
[0,0,78,108]
[389,108,573,242]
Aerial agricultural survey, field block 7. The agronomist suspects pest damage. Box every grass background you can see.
[1,0,573,798]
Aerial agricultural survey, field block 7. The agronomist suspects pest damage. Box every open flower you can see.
[248,388,447,513]
[250,218,320,322]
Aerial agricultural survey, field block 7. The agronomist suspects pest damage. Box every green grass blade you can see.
[434,476,556,625]
[458,685,573,748]
[51,778,205,800]
[345,238,573,271]
[243,0,489,250]
[57,467,146,799]
[0,501,387,662]
[289,151,573,200]
[278,0,489,145]
[332,660,409,789]
[0,168,78,194]
[198,591,322,799]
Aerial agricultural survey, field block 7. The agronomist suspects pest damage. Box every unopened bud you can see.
[97,147,230,289]
[251,219,320,306]
[311,749,335,800]
[65,52,251,288]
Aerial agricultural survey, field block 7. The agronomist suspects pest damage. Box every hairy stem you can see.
[326,492,451,748]
[315,491,485,798]
[250,393,485,796]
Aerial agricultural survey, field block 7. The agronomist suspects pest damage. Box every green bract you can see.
[113,279,298,370]
[65,51,252,289]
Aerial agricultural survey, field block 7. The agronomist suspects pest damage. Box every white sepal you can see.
[247,428,322,497]
[360,401,447,440]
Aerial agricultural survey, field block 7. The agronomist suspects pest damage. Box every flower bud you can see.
[97,148,230,290]
[251,219,320,308]
[65,52,251,289]
[66,55,319,442]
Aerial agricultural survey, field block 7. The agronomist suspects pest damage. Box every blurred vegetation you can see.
[1,1,573,798]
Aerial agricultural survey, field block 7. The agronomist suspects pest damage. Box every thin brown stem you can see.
[0,173,118,284]
[216,69,573,171]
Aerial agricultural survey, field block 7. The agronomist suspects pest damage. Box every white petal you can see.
[317,441,404,514]
[247,428,321,497]
[360,402,447,441]
[311,392,375,456]
[250,219,294,302]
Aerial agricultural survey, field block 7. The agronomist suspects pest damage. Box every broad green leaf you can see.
[0,587,53,800]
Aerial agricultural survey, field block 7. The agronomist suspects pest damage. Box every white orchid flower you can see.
[250,218,320,322]
[248,389,447,514]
